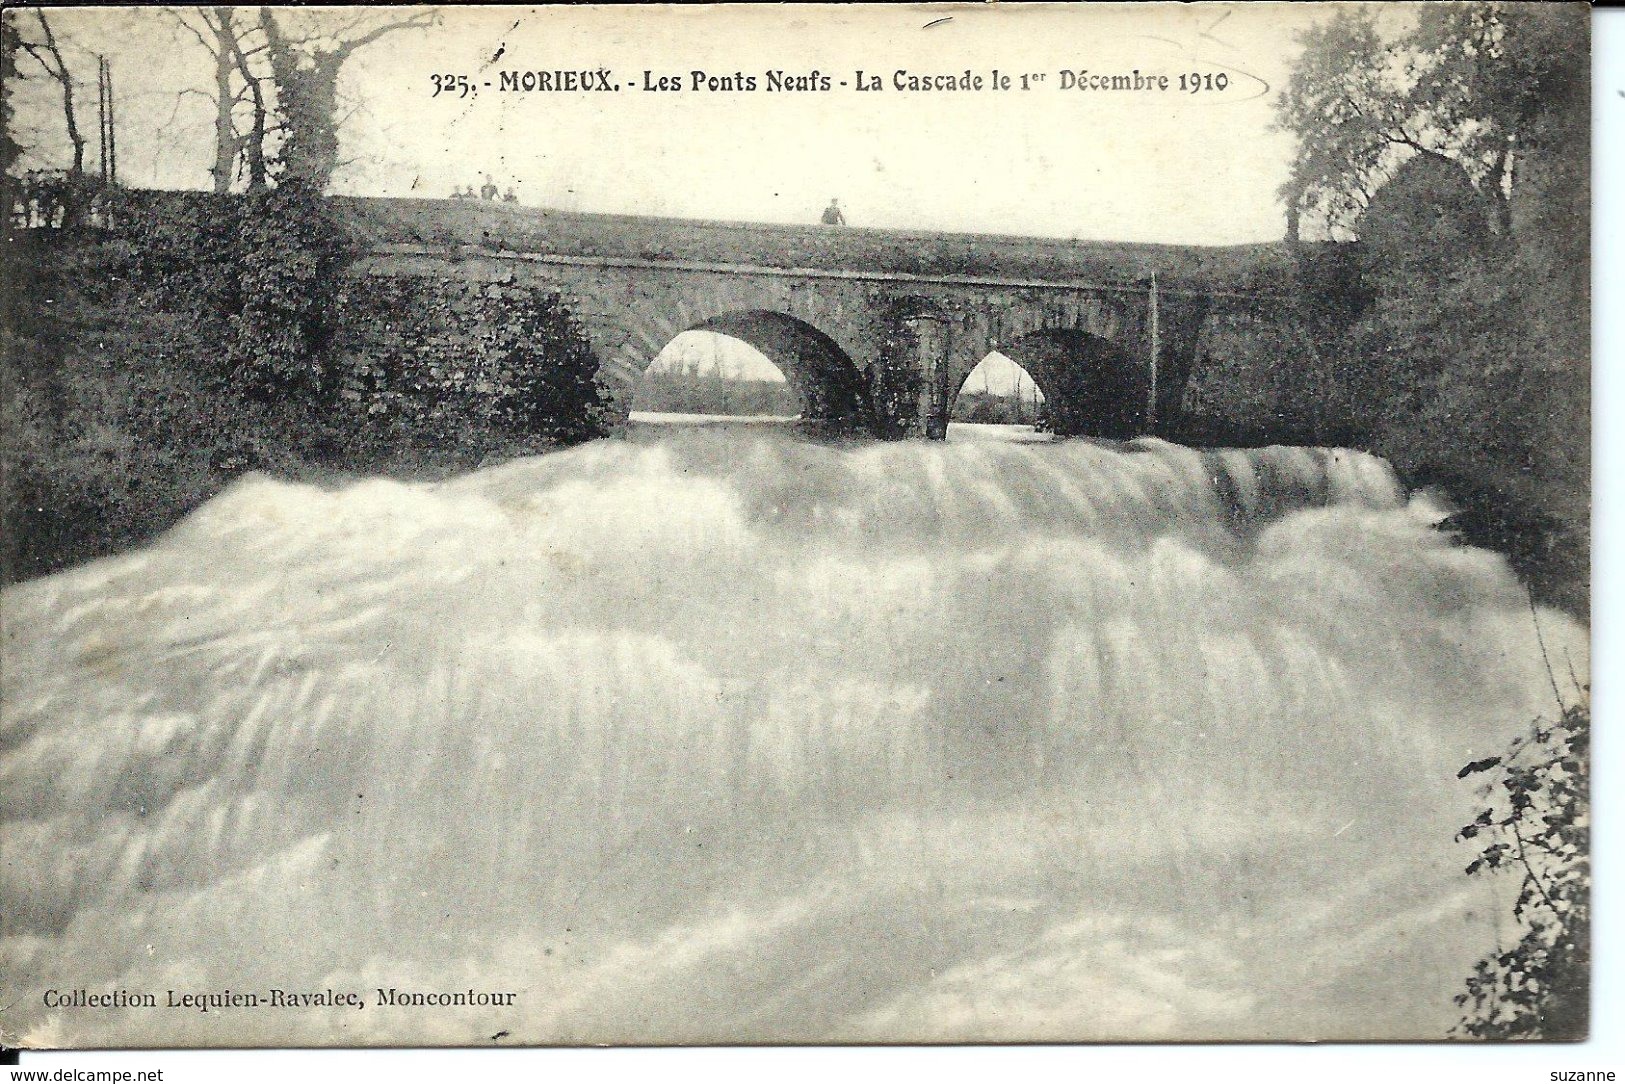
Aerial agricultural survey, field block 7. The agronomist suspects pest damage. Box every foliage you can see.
[261,12,341,191]
[0,12,22,181]
[1264,3,1587,618]
[951,390,1044,427]
[2,6,596,580]
[635,368,799,418]
[1179,308,1346,443]
[1319,227,1587,614]
[1273,4,1585,240]
[1453,695,1590,1040]
[1342,225,1582,588]
[40,185,350,409]
[0,259,313,582]
[1357,153,1493,258]
[4,191,612,579]
[1337,244,1510,442]
[327,274,610,472]
[91,188,247,315]
[1275,10,1420,237]
[229,180,348,401]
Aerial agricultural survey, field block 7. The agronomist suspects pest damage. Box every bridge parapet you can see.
[335,197,1304,293]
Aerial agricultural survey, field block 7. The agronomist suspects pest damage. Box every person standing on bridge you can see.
[820,198,846,225]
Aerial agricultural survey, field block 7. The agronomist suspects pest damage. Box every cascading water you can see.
[0,430,1587,1045]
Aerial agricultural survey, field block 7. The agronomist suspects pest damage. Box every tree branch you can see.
[17,39,59,78]
[168,10,217,57]
[1512,821,1557,915]
[224,12,270,190]
[329,10,440,61]
[27,11,86,177]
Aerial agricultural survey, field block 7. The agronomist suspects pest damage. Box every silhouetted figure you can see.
[502,187,518,204]
[480,174,498,201]
[820,198,846,225]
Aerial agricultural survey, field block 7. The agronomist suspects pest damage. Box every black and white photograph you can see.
[0,0,1600,1062]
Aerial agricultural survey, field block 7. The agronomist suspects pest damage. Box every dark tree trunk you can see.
[31,12,85,177]
[259,7,436,193]
[260,9,339,190]
[206,15,235,193]
[228,32,269,191]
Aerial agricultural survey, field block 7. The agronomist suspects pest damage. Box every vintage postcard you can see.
[0,2,1592,1049]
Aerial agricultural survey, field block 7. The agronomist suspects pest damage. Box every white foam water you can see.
[0,430,1587,1045]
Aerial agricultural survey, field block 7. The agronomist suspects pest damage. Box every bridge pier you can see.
[903,313,952,440]
[1152,297,1210,435]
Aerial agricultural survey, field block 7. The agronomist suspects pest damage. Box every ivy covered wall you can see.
[329,275,609,473]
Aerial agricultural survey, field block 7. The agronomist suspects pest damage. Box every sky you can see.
[648,330,785,382]
[4,3,1371,245]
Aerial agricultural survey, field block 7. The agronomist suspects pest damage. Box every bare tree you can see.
[170,8,270,193]
[259,7,438,190]
[17,11,85,176]
[225,16,269,190]
[170,9,234,192]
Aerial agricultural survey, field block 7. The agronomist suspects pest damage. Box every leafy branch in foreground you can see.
[1453,691,1589,1040]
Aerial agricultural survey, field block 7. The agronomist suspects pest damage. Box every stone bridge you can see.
[340,197,1313,439]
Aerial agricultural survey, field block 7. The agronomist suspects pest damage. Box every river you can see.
[0,428,1587,1045]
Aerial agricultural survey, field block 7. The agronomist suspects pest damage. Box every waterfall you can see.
[0,429,1587,1045]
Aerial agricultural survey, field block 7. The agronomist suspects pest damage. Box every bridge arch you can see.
[631,331,799,419]
[614,311,873,430]
[952,329,1147,439]
[688,312,873,427]
[581,278,878,432]
[949,353,1047,429]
